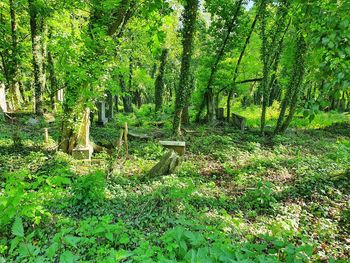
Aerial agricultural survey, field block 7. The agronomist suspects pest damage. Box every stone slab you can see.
[159,141,186,156]
[72,145,93,160]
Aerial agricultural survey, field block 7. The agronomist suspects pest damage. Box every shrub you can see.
[240,181,278,213]
[72,171,106,207]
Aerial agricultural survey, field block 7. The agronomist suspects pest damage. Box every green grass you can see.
[0,107,349,262]
[231,102,349,130]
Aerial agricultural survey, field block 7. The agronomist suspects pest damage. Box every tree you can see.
[28,0,44,115]
[259,0,290,134]
[275,32,307,133]
[155,48,168,112]
[173,0,199,136]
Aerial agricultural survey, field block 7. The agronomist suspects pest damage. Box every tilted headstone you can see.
[148,150,180,176]
[72,108,94,160]
[232,113,246,131]
[216,108,225,121]
[96,101,108,126]
[0,83,7,112]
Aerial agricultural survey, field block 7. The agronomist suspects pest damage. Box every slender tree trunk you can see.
[275,34,307,134]
[120,74,132,113]
[206,88,216,121]
[182,75,195,125]
[28,0,43,115]
[204,0,244,122]
[8,0,22,110]
[155,48,168,112]
[47,51,57,111]
[40,19,48,95]
[259,2,290,134]
[115,95,119,112]
[227,6,260,121]
[173,0,199,136]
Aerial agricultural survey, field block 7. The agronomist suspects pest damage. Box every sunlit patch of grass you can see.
[231,103,349,130]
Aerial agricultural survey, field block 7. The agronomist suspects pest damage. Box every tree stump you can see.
[148,150,180,176]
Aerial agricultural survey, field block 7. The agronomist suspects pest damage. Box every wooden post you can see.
[124,122,129,158]
[44,128,49,143]
[118,129,124,148]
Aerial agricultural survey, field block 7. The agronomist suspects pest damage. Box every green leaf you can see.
[64,236,81,248]
[47,243,59,259]
[9,236,21,253]
[12,217,24,237]
[105,232,114,242]
[60,250,77,263]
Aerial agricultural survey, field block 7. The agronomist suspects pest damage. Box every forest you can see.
[0,0,349,261]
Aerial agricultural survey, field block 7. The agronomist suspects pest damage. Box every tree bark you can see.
[8,0,22,110]
[120,74,132,113]
[173,0,199,136]
[275,34,307,134]
[28,0,44,115]
[155,49,168,112]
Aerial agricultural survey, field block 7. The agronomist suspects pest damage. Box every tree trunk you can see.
[173,0,199,136]
[120,74,132,113]
[8,0,22,111]
[28,0,44,115]
[259,2,290,134]
[206,88,216,122]
[47,51,57,111]
[203,0,244,123]
[155,48,168,112]
[275,34,307,134]
[228,6,260,122]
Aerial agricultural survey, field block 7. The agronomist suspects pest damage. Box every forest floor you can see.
[0,105,350,262]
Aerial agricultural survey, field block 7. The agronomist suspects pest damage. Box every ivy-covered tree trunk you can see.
[173,0,199,136]
[8,0,22,111]
[275,33,307,134]
[120,74,133,113]
[259,0,290,134]
[47,51,57,111]
[39,19,48,96]
[28,0,44,115]
[155,48,168,112]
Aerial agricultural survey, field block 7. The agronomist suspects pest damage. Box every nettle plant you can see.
[240,181,278,214]
[71,170,106,208]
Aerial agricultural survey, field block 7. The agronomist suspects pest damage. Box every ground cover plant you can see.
[0,108,349,262]
[1,0,350,262]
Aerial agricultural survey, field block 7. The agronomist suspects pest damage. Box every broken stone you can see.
[148,150,181,176]
[232,113,246,131]
[128,131,151,140]
[159,141,186,156]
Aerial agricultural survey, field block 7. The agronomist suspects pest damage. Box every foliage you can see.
[71,171,106,208]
